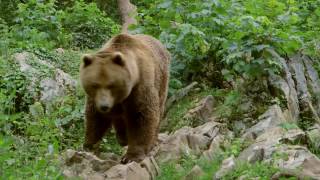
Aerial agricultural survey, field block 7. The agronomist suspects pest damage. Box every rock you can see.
[40,78,63,103]
[201,134,224,161]
[105,162,150,180]
[183,95,214,126]
[246,146,264,164]
[55,69,77,90]
[62,120,230,179]
[267,49,300,122]
[303,55,320,116]
[140,157,160,179]
[233,120,247,135]
[238,175,249,180]
[62,148,161,180]
[62,149,119,179]
[156,127,193,163]
[184,165,204,180]
[156,121,229,163]
[55,48,65,54]
[213,156,236,180]
[175,164,184,172]
[29,102,45,119]
[14,52,77,106]
[273,145,320,179]
[289,54,311,109]
[15,52,36,73]
[238,126,306,163]
[289,53,320,123]
[237,104,320,180]
[242,105,286,141]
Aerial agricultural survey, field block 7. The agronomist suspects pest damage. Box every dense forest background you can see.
[1,0,320,179]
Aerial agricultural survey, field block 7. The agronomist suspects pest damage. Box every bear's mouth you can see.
[97,104,111,113]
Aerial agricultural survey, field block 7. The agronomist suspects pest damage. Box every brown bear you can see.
[80,33,170,163]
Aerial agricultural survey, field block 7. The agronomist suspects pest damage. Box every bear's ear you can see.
[82,54,93,67]
[112,52,125,66]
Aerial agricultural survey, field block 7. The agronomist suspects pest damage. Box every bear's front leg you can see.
[121,90,160,163]
[113,117,128,146]
[83,102,112,153]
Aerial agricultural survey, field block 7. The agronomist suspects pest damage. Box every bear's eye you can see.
[106,84,115,89]
[91,83,100,88]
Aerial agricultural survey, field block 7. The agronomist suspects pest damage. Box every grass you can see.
[156,150,282,180]
[222,161,280,180]
[156,137,249,180]
[157,153,223,180]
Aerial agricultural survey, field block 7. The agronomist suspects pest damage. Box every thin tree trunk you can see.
[117,0,137,33]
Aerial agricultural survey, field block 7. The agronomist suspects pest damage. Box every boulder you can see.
[183,95,214,126]
[242,105,286,141]
[62,149,119,178]
[104,162,150,180]
[213,156,236,180]
[237,105,320,180]
[267,49,300,122]
[184,165,204,180]
[61,119,231,179]
[14,52,77,106]
[156,121,230,163]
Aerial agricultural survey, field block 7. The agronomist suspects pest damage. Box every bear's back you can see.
[133,34,170,66]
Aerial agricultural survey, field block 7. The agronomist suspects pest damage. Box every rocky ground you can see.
[60,103,320,180]
[14,51,320,179]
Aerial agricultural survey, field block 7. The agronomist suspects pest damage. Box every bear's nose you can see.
[100,105,110,112]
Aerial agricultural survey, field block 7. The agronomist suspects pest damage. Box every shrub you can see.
[59,0,120,49]
[1,0,120,50]
[9,0,70,50]
[0,57,35,113]
[132,0,320,82]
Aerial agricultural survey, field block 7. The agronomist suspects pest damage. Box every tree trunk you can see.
[117,0,137,33]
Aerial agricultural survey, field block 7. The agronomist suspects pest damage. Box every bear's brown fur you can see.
[80,33,170,163]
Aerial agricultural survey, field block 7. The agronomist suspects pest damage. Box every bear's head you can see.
[80,51,137,113]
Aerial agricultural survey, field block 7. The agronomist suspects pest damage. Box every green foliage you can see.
[60,0,120,48]
[132,0,320,81]
[156,138,249,180]
[0,50,123,178]
[215,90,243,120]
[279,122,299,131]
[0,57,34,113]
[0,84,85,178]
[33,48,82,77]
[9,0,70,50]
[0,0,119,50]
[222,161,279,180]
[157,154,199,180]
[0,134,63,179]
[0,0,20,25]
[298,116,315,130]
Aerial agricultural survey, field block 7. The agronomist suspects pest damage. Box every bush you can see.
[9,0,70,50]
[0,57,35,113]
[59,0,120,49]
[1,0,120,50]
[132,0,320,82]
